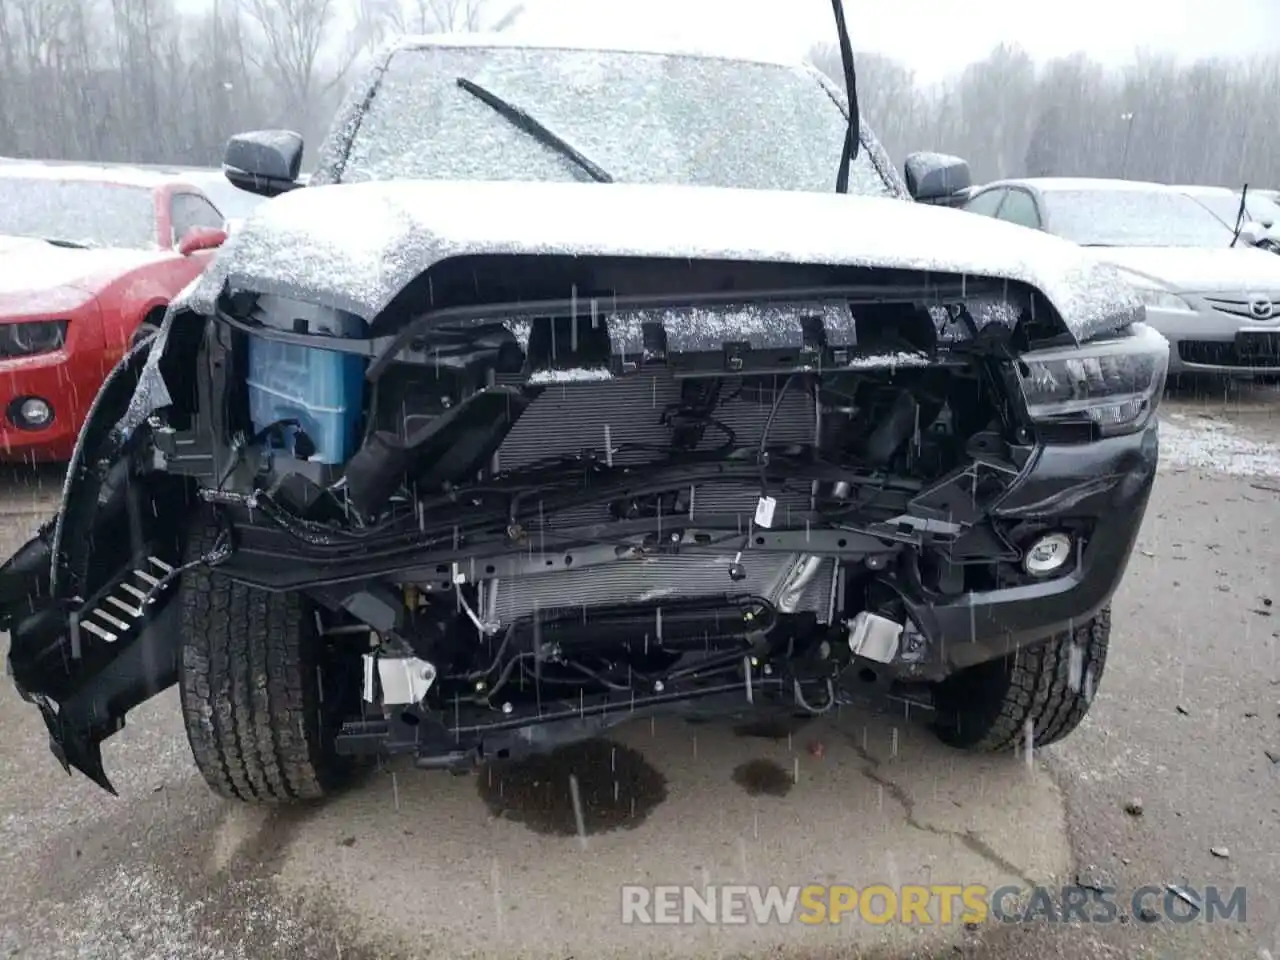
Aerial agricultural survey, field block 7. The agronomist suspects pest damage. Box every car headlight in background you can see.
[1014,323,1170,437]
[1137,288,1193,312]
[0,320,67,358]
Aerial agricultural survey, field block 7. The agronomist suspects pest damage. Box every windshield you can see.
[1186,191,1280,230]
[1042,188,1235,248]
[0,177,157,249]
[331,45,894,197]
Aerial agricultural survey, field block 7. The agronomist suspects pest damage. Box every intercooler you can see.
[476,370,839,626]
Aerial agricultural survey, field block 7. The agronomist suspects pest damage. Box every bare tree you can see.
[239,0,381,136]
[383,0,523,34]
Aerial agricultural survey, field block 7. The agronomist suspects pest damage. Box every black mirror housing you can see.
[223,130,305,198]
[903,152,972,205]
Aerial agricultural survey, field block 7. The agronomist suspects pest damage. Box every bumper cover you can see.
[905,421,1158,672]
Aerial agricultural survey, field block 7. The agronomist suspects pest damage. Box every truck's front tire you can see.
[932,607,1110,751]
[177,521,352,803]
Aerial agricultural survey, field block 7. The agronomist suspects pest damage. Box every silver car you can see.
[961,177,1280,376]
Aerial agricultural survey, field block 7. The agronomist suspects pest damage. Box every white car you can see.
[960,177,1280,376]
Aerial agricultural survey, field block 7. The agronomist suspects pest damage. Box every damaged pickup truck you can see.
[0,29,1168,803]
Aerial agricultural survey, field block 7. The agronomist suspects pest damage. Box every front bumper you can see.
[902,420,1158,674]
[198,420,1159,681]
[1145,304,1280,375]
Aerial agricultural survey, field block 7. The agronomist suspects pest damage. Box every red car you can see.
[0,163,229,462]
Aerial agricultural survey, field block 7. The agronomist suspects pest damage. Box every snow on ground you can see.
[1159,410,1280,477]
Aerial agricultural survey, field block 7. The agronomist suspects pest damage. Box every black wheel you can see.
[177,519,354,802]
[932,607,1110,751]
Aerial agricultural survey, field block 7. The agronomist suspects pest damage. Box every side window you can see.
[170,193,225,243]
[997,189,1042,229]
[963,188,1006,218]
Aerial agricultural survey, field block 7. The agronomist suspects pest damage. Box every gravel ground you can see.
[0,381,1277,960]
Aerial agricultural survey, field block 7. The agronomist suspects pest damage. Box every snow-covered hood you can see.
[1090,246,1280,293]
[0,234,166,301]
[179,179,1145,342]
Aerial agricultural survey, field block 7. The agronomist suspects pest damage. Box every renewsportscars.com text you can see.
[620,884,1247,925]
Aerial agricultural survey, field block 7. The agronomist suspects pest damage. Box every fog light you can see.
[8,396,53,430]
[1023,532,1072,576]
[20,398,51,425]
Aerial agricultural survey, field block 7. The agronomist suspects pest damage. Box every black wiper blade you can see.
[830,0,860,193]
[455,77,614,184]
[42,237,91,249]
[1230,182,1249,248]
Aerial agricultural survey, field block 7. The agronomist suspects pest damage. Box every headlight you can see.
[1014,323,1170,437]
[1137,288,1192,312]
[0,320,67,358]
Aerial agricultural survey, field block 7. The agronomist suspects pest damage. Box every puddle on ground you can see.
[476,739,667,836]
[732,758,793,797]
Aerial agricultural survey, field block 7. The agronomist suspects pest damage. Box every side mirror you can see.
[903,152,972,205]
[178,225,227,256]
[223,130,305,198]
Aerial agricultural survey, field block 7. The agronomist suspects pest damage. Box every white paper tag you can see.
[754,495,777,529]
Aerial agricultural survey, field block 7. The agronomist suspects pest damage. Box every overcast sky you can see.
[511,0,1280,83]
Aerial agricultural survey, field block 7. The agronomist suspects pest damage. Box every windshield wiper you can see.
[41,237,92,249]
[455,77,614,184]
[1230,183,1249,248]
[829,0,861,193]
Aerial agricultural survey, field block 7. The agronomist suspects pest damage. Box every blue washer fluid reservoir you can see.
[245,295,368,465]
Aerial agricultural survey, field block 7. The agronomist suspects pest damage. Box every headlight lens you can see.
[1136,288,1192,312]
[0,320,67,358]
[1014,323,1170,436]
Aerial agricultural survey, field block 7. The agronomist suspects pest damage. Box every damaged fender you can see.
[0,316,193,792]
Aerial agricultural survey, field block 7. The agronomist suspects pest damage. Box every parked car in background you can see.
[961,177,1280,376]
[1175,184,1280,252]
[0,158,264,233]
[0,162,227,461]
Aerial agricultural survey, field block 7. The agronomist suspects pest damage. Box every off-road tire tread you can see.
[177,519,339,803]
[935,607,1110,752]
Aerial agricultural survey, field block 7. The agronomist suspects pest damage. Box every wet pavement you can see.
[0,382,1277,959]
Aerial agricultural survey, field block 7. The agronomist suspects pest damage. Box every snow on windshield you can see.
[333,46,894,197]
[1042,187,1235,248]
[1186,190,1280,230]
[0,178,156,250]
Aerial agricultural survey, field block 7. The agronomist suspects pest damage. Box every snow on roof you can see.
[0,160,186,189]
[1012,177,1179,193]
[1172,184,1239,196]
[389,30,804,69]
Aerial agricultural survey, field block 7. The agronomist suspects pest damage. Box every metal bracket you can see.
[847,611,903,664]
[362,654,437,705]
